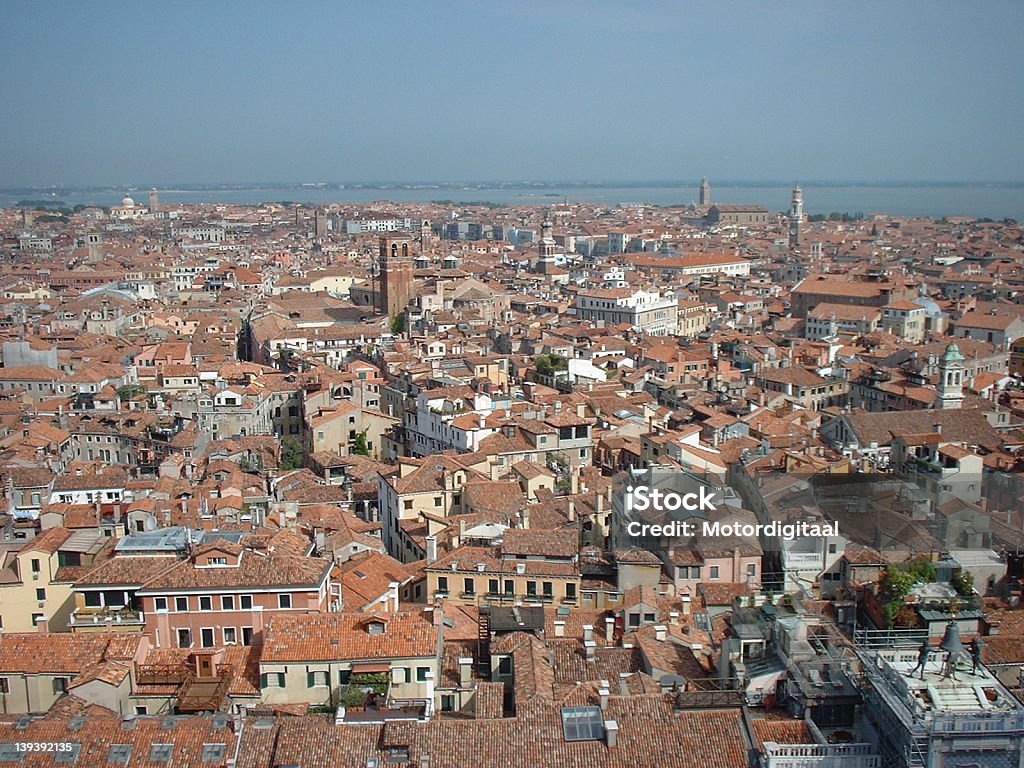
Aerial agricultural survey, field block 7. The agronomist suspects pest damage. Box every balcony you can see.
[177,666,233,712]
[69,607,145,629]
[135,663,188,686]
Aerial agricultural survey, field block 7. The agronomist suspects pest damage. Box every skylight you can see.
[561,706,605,742]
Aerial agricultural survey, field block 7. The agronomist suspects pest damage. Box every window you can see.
[709,565,720,580]
[488,579,499,594]
[201,628,215,648]
[175,597,189,612]
[209,557,227,566]
[278,594,292,609]
[107,744,133,765]
[434,497,442,507]
[503,579,513,595]
[0,678,8,694]
[307,671,329,688]
[177,629,192,648]
[30,558,40,574]
[36,588,46,601]
[154,597,167,612]
[52,677,68,694]
[134,706,148,715]
[542,582,553,596]
[526,581,537,596]
[565,583,577,600]
[242,627,254,646]
[497,656,512,675]
[463,578,475,596]
[221,595,235,611]
[437,576,448,593]
[746,563,757,577]
[828,543,837,555]
[416,667,429,682]
[441,694,455,712]
[223,627,237,644]
[149,744,174,764]
[261,672,285,688]
[199,596,212,611]
[85,592,102,607]
[240,595,253,610]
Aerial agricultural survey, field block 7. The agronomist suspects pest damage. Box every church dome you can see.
[121,195,135,207]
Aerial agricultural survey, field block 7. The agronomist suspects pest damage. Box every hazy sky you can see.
[1,1,1022,186]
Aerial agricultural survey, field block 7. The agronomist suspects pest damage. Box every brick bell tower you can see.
[378,233,414,319]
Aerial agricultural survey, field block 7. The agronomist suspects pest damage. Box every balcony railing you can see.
[70,608,145,627]
[135,663,188,686]
[177,666,233,712]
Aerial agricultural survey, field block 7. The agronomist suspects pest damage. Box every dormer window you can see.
[209,557,227,566]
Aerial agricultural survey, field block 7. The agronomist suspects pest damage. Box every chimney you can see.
[425,536,438,564]
[604,720,619,749]
[654,625,667,642]
[583,624,593,644]
[567,500,576,522]
[668,611,679,626]
[35,616,49,634]
[681,594,691,616]
[458,657,473,688]
[388,581,400,613]
[553,620,565,638]
[584,639,596,659]
[598,683,610,711]
[933,423,942,435]
[519,506,529,529]
[605,616,615,644]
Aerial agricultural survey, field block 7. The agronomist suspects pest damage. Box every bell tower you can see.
[936,341,965,410]
[789,183,804,247]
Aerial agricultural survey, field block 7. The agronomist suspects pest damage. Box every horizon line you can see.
[5,179,1024,192]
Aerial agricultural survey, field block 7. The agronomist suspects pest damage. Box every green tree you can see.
[390,314,406,334]
[952,570,974,597]
[279,437,305,471]
[534,354,567,376]
[881,565,915,602]
[117,384,147,402]
[352,431,370,456]
[905,557,936,584]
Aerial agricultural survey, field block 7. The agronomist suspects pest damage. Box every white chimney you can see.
[458,657,473,688]
[654,625,667,642]
[604,720,619,748]
[425,536,438,564]
[668,611,679,626]
[553,620,565,638]
[605,616,615,644]
[681,594,691,616]
[598,685,610,710]
[584,639,596,659]
[424,669,435,715]
[583,624,593,644]
[388,581,400,613]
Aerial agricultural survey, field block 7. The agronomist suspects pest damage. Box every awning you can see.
[351,662,391,674]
